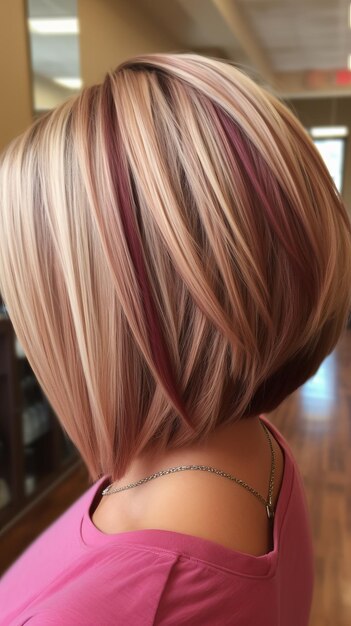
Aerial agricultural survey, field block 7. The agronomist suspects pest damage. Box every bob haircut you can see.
[0,53,351,483]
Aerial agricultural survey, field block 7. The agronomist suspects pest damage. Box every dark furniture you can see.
[0,312,80,533]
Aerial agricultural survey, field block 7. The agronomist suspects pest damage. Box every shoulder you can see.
[140,433,285,557]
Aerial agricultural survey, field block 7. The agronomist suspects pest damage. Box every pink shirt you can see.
[0,415,314,625]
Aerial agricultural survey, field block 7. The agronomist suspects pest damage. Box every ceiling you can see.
[245,0,349,72]
[140,0,350,72]
[26,0,351,100]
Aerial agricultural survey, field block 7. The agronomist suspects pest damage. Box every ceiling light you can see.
[52,77,82,90]
[28,18,79,35]
[348,53,351,70]
[309,126,348,138]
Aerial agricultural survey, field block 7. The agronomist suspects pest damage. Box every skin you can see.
[92,415,285,556]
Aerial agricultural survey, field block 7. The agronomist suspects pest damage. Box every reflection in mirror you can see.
[26,0,82,115]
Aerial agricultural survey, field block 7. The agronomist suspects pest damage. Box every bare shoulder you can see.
[138,432,285,556]
[92,427,285,557]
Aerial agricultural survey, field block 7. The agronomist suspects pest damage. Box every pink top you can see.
[0,415,314,625]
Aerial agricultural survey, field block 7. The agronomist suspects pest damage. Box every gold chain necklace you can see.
[102,418,276,520]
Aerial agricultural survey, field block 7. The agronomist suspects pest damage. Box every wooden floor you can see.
[1,328,350,626]
[270,327,351,626]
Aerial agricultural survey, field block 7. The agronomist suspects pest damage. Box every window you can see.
[308,126,348,194]
[26,0,82,113]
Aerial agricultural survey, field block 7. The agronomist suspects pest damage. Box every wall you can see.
[78,0,180,86]
[0,0,33,152]
[287,96,351,214]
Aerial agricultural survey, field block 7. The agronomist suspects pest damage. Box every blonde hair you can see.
[1,53,350,483]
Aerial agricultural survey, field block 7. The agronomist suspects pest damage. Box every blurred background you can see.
[0,2,350,625]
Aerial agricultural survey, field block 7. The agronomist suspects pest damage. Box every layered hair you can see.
[1,53,350,482]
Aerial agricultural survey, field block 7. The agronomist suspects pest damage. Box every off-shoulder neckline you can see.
[80,415,294,578]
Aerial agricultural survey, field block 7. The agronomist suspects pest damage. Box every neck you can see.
[109,415,264,492]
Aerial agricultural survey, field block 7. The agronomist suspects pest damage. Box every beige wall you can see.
[78,0,179,86]
[0,0,33,152]
[287,97,351,214]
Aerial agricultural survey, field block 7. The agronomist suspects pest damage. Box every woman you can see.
[0,53,350,625]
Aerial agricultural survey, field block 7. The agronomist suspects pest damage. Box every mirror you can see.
[26,0,82,114]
